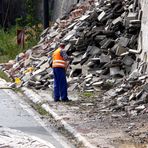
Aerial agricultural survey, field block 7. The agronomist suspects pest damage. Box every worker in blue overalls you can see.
[52,42,70,102]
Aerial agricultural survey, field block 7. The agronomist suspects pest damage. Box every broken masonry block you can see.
[70,68,82,77]
[118,37,130,47]
[122,56,134,66]
[99,53,110,63]
[101,39,115,49]
[110,66,124,77]
[98,11,106,21]
[112,17,122,25]
[116,45,127,56]
[125,12,137,26]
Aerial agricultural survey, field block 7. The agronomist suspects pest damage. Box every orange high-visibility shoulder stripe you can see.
[52,48,66,68]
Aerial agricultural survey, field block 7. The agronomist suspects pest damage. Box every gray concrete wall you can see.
[138,0,148,73]
[51,0,78,21]
[37,0,82,22]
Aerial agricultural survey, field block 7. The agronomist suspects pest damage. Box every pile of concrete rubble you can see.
[1,0,147,109]
[102,70,148,116]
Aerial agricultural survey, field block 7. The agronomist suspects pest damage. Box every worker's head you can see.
[59,42,66,49]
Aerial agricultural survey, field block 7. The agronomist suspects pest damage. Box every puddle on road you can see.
[116,143,148,148]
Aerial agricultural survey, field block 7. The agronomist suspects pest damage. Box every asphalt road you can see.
[0,89,74,148]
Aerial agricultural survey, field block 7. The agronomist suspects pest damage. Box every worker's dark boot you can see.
[54,99,61,102]
[61,98,72,102]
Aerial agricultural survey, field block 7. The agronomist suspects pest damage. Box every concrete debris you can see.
[122,55,134,66]
[115,45,127,56]
[143,83,148,93]
[98,11,106,21]
[135,105,145,111]
[92,81,103,87]
[110,67,124,77]
[1,0,147,115]
[99,54,110,63]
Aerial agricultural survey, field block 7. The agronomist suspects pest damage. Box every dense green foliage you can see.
[0,27,21,62]
[0,25,42,63]
[0,0,43,63]
[0,70,12,82]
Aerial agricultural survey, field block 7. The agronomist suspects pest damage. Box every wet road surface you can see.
[0,89,73,148]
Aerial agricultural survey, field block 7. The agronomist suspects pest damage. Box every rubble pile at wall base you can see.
[1,0,148,115]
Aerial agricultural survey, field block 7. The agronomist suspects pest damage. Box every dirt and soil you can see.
[33,88,148,148]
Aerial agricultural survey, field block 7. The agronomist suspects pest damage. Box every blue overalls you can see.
[52,48,68,101]
[53,68,68,101]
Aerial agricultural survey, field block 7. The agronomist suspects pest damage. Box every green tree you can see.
[16,0,39,27]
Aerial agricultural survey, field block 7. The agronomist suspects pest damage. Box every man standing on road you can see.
[52,42,70,102]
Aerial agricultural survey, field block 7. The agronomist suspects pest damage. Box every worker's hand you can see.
[69,56,74,61]
[65,61,69,71]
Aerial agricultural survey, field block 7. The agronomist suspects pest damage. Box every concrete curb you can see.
[22,87,96,148]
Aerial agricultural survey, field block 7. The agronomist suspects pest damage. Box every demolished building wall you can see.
[1,0,148,116]
[2,0,144,88]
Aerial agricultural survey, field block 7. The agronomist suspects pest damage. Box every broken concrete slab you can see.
[32,69,46,76]
[33,75,42,81]
[105,89,117,97]
[110,67,124,77]
[89,46,101,56]
[101,39,115,49]
[63,30,76,41]
[48,31,59,38]
[85,77,92,83]
[99,54,110,63]
[112,17,122,25]
[85,74,93,79]
[70,64,82,77]
[92,81,104,87]
[72,55,82,65]
[84,89,94,93]
[81,65,89,76]
[79,14,90,21]
[122,56,134,66]
[125,12,138,26]
[128,69,141,80]
[68,83,78,91]
[135,105,145,111]
[91,57,100,63]
[72,51,84,57]
[36,59,47,69]
[116,45,127,56]
[143,83,148,93]
[129,20,141,26]
[39,62,49,71]
[118,37,130,47]
[68,22,77,29]
[64,43,72,52]
[22,73,31,82]
[98,11,106,21]
[95,35,106,42]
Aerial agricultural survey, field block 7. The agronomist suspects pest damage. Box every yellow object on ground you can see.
[23,67,34,74]
[15,77,22,85]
